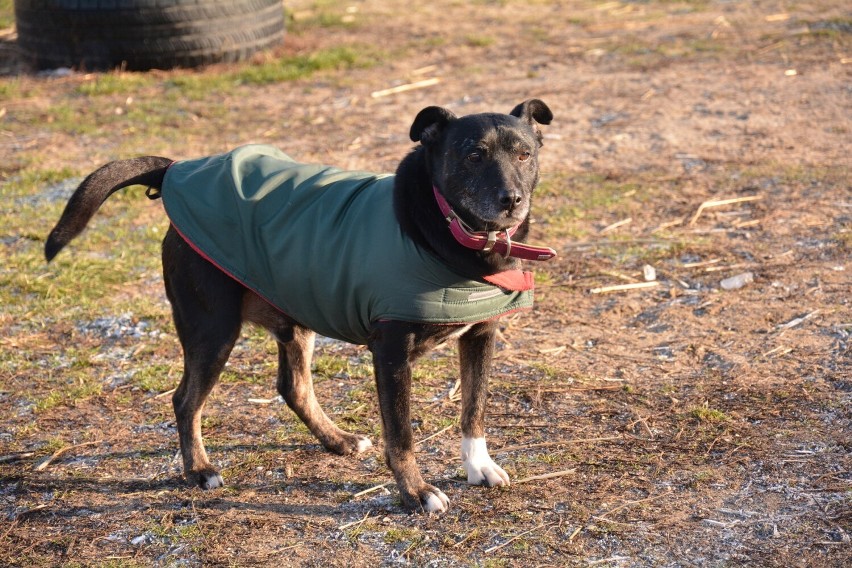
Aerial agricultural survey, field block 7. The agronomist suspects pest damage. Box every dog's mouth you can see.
[465,207,528,233]
[448,197,529,232]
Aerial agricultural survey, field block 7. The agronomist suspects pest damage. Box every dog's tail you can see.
[45,156,173,262]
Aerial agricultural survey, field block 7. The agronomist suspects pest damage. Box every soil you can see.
[0,0,849,566]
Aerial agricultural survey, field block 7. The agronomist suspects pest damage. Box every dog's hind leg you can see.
[164,230,242,490]
[274,325,372,455]
[458,321,510,488]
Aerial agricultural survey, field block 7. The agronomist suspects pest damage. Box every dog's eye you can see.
[518,151,531,162]
[467,152,482,163]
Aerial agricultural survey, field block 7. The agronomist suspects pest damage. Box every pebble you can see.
[720,272,754,290]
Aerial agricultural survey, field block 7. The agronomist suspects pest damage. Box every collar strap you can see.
[432,185,557,261]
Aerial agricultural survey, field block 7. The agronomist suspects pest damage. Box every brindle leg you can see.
[458,321,510,487]
[275,325,372,455]
[370,322,450,513]
[164,230,242,490]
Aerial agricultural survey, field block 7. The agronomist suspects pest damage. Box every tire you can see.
[14,0,285,71]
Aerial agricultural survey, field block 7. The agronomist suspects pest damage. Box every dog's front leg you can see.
[458,321,510,487]
[370,322,449,513]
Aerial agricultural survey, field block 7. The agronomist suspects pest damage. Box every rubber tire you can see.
[14,0,285,71]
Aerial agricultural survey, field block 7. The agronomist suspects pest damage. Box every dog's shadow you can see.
[3,442,386,519]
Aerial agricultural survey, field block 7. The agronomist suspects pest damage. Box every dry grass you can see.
[1,0,850,566]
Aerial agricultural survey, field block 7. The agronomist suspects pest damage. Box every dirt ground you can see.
[0,0,850,566]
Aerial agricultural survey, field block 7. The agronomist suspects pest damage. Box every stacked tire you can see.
[14,0,286,71]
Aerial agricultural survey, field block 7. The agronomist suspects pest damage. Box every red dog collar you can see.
[432,185,557,261]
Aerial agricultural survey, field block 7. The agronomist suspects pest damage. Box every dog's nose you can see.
[498,190,523,211]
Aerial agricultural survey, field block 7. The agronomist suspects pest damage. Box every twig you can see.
[247,396,282,404]
[630,410,654,439]
[568,526,582,541]
[524,385,623,393]
[590,515,636,527]
[703,262,756,273]
[153,388,176,399]
[597,489,674,520]
[497,436,621,454]
[563,238,687,249]
[484,521,556,554]
[688,195,763,226]
[514,468,576,485]
[11,504,50,520]
[0,451,36,464]
[651,218,685,233]
[452,529,478,548]
[776,310,820,330]
[0,519,17,543]
[587,556,632,566]
[416,424,454,446]
[590,282,659,294]
[371,78,440,98]
[600,270,640,283]
[599,217,632,234]
[351,483,390,499]
[338,510,372,530]
[276,543,300,552]
[34,440,101,472]
[762,346,793,358]
[682,258,722,269]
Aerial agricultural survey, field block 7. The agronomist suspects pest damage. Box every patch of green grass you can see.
[167,46,378,98]
[313,353,372,381]
[531,361,564,380]
[593,233,693,265]
[691,406,730,423]
[417,36,447,49]
[0,0,12,29]
[383,526,421,544]
[0,77,24,100]
[76,73,157,96]
[287,0,359,34]
[535,172,645,238]
[0,167,78,197]
[465,34,496,48]
[238,46,375,85]
[133,363,176,393]
[41,437,67,453]
[411,353,452,382]
[830,226,851,251]
[40,103,103,135]
[34,373,103,413]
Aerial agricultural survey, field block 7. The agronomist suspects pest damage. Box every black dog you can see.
[46,100,554,513]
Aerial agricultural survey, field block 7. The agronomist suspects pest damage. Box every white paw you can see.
[355,437,373,453]
[422,488,450,513]
[462,437,510,487]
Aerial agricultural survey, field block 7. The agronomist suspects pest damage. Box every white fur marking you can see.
[355,437,372,453]
[461,436,510,487]
[423,490,449,513]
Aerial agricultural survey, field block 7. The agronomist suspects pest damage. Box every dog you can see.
[45,99,555,513]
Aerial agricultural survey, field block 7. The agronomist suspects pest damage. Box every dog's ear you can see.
[510,99,553,126]
[510,99,552,146]
[410,106,457,146]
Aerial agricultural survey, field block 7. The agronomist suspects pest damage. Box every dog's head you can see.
[410,99,552,231]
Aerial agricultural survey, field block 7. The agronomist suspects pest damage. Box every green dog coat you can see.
[161,144,534,345]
